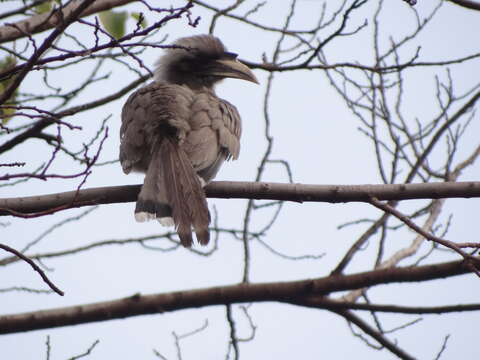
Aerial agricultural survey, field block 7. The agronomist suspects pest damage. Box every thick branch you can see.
[0,0,136,44]
[0,257,474,334]
[447,0,480,11]
[1,181,480,216]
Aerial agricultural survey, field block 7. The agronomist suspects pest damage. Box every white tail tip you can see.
[158,217,174,227]
[134,212,174,227]
[134,212,156,222]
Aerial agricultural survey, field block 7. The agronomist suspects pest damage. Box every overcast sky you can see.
[1,1,480,359]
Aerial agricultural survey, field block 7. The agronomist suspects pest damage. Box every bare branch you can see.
[0,75,148,154]
[0,0,99,105]
[69,340,100,360]
[0,256,475,334]
[369,196,480,274]
[226,305,239,360]
[333,309,416,360]
[0,0,137,44]
[0,243,63,296]
[1,181,480,217]
[447,0,480,11]
[295,297,480,314]
[434,335,450,360]
[0,286,53,294]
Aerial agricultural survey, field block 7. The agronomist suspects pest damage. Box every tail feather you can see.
[135,157,171,220]
[160,137,210,246]
[135,137,210,247]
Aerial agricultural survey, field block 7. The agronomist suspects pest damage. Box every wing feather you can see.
[120,82,195,173]
[218,99,241,160]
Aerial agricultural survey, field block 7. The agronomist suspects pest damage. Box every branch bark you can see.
[447,0,480,11]
[0,243,64,296]
[0,0,136,44]
[293,298,480,314]
[1,181,480,216]
[0,256,473,334]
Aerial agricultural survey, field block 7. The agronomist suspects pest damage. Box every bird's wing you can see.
[119,82,194,174]
[218,98,242,160]
[181,95,242,183]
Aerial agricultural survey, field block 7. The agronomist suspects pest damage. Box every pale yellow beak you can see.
[211,58,259,84]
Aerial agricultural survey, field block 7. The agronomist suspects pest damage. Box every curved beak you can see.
[210,58,259,84]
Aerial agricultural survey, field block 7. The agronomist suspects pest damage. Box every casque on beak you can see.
[210,58,259,84]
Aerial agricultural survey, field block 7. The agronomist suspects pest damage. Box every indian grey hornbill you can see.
[120,34,258,247]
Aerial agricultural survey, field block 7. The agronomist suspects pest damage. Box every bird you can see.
[119,34,258,247]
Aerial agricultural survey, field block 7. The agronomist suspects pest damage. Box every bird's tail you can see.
[134,137,210,247]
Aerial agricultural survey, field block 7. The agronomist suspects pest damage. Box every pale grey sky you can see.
[1,1,480,359]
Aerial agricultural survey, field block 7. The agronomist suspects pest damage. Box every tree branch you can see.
[0,0,98,105]
[0,75,148,155]
[369,196,480,275]
[290,297,480,314]
[0,243,63,296]
[333,309,416,360]
[0,256,474,334]
[0,0,137,44]
[447,0,480,11]
[1,181,480,216]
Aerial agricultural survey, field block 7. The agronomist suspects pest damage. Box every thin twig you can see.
[368,196,480,276]
[0,243,63,296]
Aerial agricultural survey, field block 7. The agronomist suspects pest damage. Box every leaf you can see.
[34,0,53,14]
[131,12,147,28]
[0,56,18,124]
[99,10,128,40]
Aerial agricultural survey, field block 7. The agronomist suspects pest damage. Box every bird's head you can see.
[154,35,258,90]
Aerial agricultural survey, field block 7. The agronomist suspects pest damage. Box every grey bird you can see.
[120,34,258,247]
